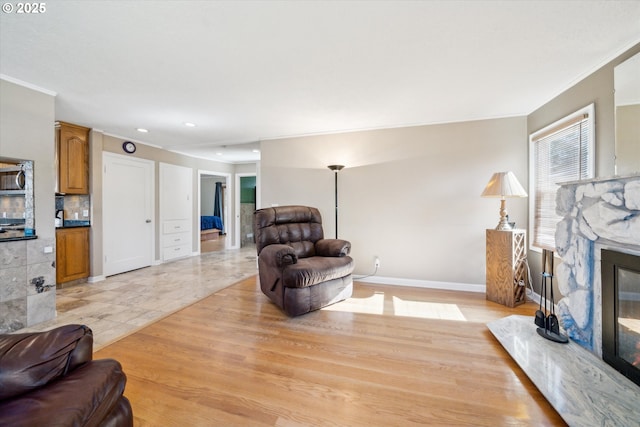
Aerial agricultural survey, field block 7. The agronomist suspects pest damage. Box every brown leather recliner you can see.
[0,324,133,427]
[254,205,354,316]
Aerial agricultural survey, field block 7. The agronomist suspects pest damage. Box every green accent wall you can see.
[240,176,256,203]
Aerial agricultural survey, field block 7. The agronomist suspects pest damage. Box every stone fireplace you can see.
[486,174,640,423]
[555,174,640,360]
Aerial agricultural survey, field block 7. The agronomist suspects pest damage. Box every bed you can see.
[200,215,223,242]
[201,215,223,231]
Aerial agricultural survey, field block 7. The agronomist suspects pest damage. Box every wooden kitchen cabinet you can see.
[56,121,90,194]
[56,227,90,284]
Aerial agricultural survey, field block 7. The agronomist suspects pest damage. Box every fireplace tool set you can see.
[535,249,568,343]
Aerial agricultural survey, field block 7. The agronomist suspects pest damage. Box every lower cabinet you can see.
[56,227,90,284]
[162,219,192,261]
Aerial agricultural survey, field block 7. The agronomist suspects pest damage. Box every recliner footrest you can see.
[282,256,354,288]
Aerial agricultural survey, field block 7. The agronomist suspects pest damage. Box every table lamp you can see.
[481,171,527,230]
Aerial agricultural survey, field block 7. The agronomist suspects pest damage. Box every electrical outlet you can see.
[83,209,89,217]
[374,257,380,268]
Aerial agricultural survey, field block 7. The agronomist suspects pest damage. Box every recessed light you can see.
[136,128,149,133]
[252,149,260,153]
[184,122,196,127]
[216,152,223,156]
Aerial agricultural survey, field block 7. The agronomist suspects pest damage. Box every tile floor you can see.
[18,246,258,350]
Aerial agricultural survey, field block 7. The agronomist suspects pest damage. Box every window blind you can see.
[531,113,592,251]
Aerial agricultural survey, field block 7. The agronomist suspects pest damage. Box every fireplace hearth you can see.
[602,249,640,387]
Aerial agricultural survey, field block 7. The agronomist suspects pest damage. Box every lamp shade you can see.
[481,171,527,198]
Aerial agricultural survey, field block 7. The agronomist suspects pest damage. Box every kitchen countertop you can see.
[0,220,91,242]
[57,220,91,228]
[0,220,35,242]
[0,229,37,242]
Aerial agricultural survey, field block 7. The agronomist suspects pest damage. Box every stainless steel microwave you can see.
[0,165,25,191]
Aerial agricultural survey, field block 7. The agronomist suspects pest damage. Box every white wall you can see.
[260,116,527,286]
[200,175,224,216]
[0,79,56,239]
[0,79,57,330]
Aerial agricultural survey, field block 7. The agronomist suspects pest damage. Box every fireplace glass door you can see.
[602,249,640,387]
[618,268,640,367]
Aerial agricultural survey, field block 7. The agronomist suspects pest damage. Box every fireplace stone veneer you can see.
[555,174,640,353]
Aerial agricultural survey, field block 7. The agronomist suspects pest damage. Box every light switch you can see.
[44,246,53,253]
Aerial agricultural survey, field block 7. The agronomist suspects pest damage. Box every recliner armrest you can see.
[315,239,351,257]
[0,324,93,400]
[259,244,298,267]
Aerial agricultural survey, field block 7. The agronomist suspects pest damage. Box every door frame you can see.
[198,169,233,251]
[235,172,257,249]
[102,152,155,276]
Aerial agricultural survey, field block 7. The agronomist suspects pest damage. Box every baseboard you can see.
[88,275,105,283]
[356,275,486,293]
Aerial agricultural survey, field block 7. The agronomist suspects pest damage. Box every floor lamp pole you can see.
[327,165,344,239]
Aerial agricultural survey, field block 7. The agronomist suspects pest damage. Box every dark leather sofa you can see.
[0,324,133,427]
[254,205,354,316]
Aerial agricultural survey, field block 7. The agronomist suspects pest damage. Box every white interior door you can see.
[103,152,154,276]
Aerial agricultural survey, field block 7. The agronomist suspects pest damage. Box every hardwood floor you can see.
[95,278,566,426]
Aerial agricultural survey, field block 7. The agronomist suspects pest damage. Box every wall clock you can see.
[122,141,136,154]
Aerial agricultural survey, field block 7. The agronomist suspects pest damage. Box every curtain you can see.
[214,182,225,234]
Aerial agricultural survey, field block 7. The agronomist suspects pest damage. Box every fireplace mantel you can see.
[558,173,640,186]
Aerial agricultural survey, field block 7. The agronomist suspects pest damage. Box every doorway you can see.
[199,171,230,253]
[236,174,256,248]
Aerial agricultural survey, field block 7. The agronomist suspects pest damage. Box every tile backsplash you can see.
[0,195,25,220]
[56,194,90,221]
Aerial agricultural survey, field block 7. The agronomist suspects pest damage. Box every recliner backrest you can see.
[254,206,324,257]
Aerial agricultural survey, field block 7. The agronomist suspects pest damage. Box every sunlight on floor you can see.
[323,292,386,315]
[323,291,467,321]
[392,296,466,321]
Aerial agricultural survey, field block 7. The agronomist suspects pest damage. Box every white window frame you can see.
[528,103,595,253]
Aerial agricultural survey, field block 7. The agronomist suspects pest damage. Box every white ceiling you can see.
[1,1,639,163]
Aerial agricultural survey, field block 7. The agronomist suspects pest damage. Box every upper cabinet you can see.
[56,121,90,194]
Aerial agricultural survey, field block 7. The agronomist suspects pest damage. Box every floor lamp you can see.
[327,165,344,239]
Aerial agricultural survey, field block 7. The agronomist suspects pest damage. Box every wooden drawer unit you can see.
[486,229,527,307]
[56,227,90,284]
